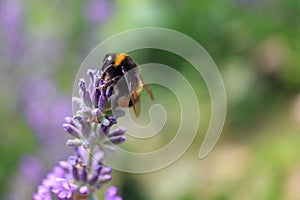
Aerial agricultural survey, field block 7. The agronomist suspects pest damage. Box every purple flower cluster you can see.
[33,153,114,199]
[33,69,125,199]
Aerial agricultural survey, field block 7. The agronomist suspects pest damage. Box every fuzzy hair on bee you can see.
[95,53,154,117]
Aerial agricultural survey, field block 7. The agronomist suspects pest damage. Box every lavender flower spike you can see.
[33,68,126,199]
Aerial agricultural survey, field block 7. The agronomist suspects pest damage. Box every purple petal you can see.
[105,186,122,200]
[99,174,112,183]
[80,186,89,194]
[106,186,118,196]
[101,167,112,175]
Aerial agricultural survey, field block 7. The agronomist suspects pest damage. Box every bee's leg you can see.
[94,72,106,108]
[94,80,101,108]
[95,76,122,90]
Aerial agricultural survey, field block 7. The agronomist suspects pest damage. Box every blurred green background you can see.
[1,0,300,199]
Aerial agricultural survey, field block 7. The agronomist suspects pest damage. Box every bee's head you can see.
[101,53,117,71]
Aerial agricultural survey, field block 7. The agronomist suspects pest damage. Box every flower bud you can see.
[66,139,82,147]
[98,93,106,109]
[108,128,126,137]
[63,124,79,137]
[64,117,76,127]
[89,175,98,186]
[80,166,88,183]
[79,79,86,92]
[58,161,69,170]
[107,136,126,145]
[101,167,112,175]
[83,91,92,107]
[72,165,79,181]
[98,175,112,183]
[79,186,89,195]
[87,69,95,92]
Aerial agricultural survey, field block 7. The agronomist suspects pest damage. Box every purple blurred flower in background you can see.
[85,0,113,23]
[20,156,43,184]
[0,0,24,58]
[21,77,72,168]
[22,78,70,143]
[5,78,72,200]
[105,186,122,200]
[5,156,44,200]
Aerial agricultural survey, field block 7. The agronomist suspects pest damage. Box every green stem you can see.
[89,192,98,200]
[88,124,98,170]
[88,144,95,171]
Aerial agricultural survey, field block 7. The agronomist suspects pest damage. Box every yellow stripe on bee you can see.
[113,53,128,67]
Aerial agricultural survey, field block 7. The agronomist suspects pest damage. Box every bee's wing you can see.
[130,81,143,117]
[140,76,154,101]
[130,75,155,117]
[132,96,141,117]
[121,68,142,117]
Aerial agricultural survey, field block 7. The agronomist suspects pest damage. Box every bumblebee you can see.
[96,53,154,117]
